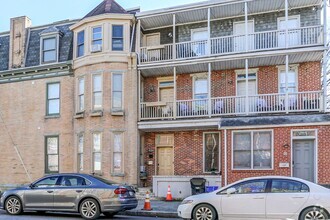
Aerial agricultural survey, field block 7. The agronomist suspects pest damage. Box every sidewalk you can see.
[122,199,181,218]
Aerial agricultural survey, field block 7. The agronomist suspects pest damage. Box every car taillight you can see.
[114,188,128,195]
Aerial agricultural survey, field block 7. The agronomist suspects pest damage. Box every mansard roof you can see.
[83,0,128,19]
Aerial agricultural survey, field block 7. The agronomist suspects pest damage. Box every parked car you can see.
[0,173,138,219]
[178,176,330,220]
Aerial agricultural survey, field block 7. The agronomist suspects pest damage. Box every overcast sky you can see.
[0,0,199,32]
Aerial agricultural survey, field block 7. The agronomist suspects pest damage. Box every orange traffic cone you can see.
[142,191,152,211]
[166,185,173,201]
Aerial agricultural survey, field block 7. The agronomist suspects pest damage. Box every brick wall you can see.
[142,62,321,102]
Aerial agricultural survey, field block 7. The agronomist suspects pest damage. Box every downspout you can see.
[130,21,136,53]
[224,129,227,186]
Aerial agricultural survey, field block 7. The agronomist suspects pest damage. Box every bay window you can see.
[92,133,102,172]
[112,25,124,51]
[77,30,85,57]
[77,77,85,112]
[233,130,273,170]
[92,27,102,46]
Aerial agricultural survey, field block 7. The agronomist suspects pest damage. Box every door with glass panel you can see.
[279,70,297,110]
[191,28,208,56]
[278,17,300,47]
[193,76,208,115]
[233,21,254,52]
[236,73,257,113]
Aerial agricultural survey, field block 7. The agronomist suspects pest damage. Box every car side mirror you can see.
[226,187,236,195]
[29,183,35,188]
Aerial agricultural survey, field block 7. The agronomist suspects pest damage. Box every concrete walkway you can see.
[123,199,181,218]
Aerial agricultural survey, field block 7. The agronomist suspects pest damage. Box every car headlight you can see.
[181,199,194,205]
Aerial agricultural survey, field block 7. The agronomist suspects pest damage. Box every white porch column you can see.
[173,14,176,60]
[245,59,249,115]
[173,67,177,119]
[224,129,228,186]
[285,0,289,48]
[137,20,141,63]
[322,0,328,111]
[208,63,212,117]
[285,55,289,113]
[138,70,141,121]
[245,1,248,52]
[207,7,211,55]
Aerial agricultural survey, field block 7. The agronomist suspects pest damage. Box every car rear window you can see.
[92,176,117,185]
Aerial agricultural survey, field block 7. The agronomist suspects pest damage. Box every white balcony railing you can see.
[139,26,323,63]
[140,91,322,120]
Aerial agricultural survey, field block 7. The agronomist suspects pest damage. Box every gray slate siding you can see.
[143,7,321,44]
[25,24,73,67]
[0,35,9,71]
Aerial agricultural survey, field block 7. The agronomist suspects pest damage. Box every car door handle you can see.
[47,190,53,193]
[292,196,305,199]
[76,190,83,193]
[253,197,265,200]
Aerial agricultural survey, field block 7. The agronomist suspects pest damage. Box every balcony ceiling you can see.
[138,0,322,30]
[140,51,323,77]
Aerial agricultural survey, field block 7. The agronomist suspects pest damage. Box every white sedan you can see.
[178,176,330,220]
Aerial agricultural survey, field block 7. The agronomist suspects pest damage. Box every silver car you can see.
[0,173,138,219]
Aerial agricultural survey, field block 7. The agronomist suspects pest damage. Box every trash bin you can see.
[206,186,219,193]
[190,178,206,195]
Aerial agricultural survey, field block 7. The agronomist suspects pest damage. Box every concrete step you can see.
[135,187,159,200]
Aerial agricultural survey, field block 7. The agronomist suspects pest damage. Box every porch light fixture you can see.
[149,85,155,93]
[283,144,290,148]
[168,32,173,38]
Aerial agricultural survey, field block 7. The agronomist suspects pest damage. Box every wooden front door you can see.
[157,147,173,175]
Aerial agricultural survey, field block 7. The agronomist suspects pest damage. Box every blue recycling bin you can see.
[206,186,219,193]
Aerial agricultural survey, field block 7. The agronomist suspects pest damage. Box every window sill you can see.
[111,173,125,177]
[45,115,60,119]
[90,111,103,117]
[74,112,85,119]
[111,110,124,116]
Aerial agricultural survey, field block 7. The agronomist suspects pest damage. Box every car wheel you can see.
[300,207,329,220]
[103,211,118,217]
[193,204,217,220]
[5,196,23,215]
[79,198,100,220]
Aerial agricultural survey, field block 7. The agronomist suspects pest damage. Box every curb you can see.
[121,210,178,218]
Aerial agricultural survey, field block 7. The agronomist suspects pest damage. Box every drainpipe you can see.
[322,0,328,112]
[130,21,136,53]
[224,129,228,186]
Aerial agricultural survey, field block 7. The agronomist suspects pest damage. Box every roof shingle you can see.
[84,0,128,19]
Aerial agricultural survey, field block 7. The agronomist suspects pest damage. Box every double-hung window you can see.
[204,133,220,173]
[113,133,123,173]
[279,70,297,93]
[233,131,273,170]
[42,37,57,63]
[92,133,102,172]
[77,134,84,172]
[193,76,208,111]
[47,82,60,116]
[92,27,102,47]
[112,25,124,51]
[92,74,102,110]
[77,31,85,57]
[77,77,85,112]
[45,136,59,173]
[112,73,123,110]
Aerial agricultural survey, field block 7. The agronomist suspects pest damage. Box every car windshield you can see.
[92,176,118,185]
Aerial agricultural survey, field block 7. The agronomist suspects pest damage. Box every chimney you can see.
[9,16,32,69]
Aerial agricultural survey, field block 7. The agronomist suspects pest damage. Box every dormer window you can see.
[42,37,57,63]
[77,30,85,57]
[39,26,61,64]
[92,27,102,52]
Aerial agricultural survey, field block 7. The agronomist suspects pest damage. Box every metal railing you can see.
[139,26,323,63]
[140,91,322,120]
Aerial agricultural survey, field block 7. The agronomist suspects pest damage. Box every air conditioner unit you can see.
[91,44,102,53]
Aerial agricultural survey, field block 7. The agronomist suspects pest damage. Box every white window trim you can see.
[77,133,84,172]
[191,72,208,100]
[157,76,175,102]
[91,25,103,48]
[111,72,124,111]
[144,33,160,47]
[91,72,103,111]
[203,132,221,173]
[76,76,85,113]
[290,129,318,183]
[235,69,258,96]
[76,30,85,58]
[92,132,102,173]
[277,64,299,93]
[45,135,59,174]
[112,132,125,174]
[232,130,274,171]
[40,35,59,64]
[277,15,301,30]
[190,27,208,41]
[233,19,255,35]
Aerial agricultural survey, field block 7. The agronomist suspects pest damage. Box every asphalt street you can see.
[0,210,180,220]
